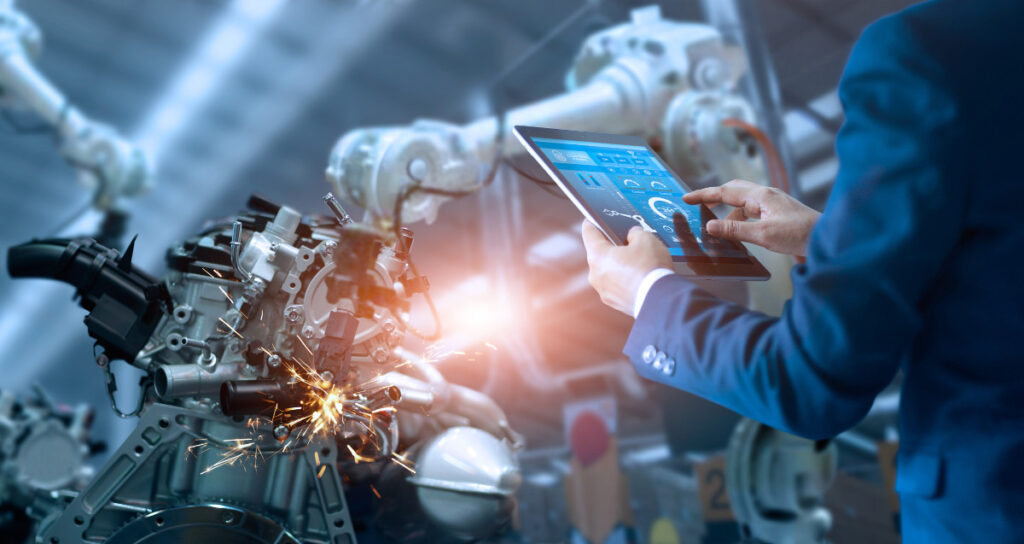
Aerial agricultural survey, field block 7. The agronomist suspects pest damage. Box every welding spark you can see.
[317,465,327,479]
[186,439,210,459]
[296,335,314,356]
[218,286,235,305]
[391,451,416,474]
[347,444,375,464]
[196,343,404,478]
[217,317,244,339]
[200,438,260,474]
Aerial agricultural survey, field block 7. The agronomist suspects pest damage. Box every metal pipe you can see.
[402,361,451,411]
[180,337,213,357]
[218,379,304,417]
[154,363,239,400]
[323,192,352,226]
[373,372,436,409]
[229,221,248,282]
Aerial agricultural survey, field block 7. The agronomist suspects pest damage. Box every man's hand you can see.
[684,179,821,257]
[581,220,672,315]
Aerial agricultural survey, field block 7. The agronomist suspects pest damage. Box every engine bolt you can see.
[95,353,109,368]
[274,425,289,441]
[302,326,315,339]
[285,306,302,323]
[320,370,335,384]
[321,241,337,257]
[381,321,396,333]
[372,347,388,364]
[268,354,282,368]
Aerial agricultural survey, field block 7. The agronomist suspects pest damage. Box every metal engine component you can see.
[7,194,523,543]
[410,427,522,541]
[326,5,762,225]
[37,403,351,543]
[0,389,96,542]
[725,418,837,544]
[0,391,93,493]
[106,504,300,544]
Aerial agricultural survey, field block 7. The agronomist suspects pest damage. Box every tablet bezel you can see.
[513,125,771,281]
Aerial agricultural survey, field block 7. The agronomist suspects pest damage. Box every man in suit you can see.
[580,1,1023,541]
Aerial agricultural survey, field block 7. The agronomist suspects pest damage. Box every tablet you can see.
[514,125,770,280]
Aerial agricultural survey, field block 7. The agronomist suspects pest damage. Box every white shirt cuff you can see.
[633,268,674,318]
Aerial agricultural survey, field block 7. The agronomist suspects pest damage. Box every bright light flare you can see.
[445,294,520,344]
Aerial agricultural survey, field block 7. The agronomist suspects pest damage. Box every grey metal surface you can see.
[105,504,301,544]
[38,402,357,543]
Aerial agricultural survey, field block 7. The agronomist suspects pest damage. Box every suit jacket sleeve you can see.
[623,13,967,439]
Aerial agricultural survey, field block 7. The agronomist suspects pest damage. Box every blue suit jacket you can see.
[625,2,1024,541]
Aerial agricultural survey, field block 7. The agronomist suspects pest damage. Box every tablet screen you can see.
[531,137,750,263]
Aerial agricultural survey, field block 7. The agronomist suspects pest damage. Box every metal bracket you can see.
[39,403,356,543]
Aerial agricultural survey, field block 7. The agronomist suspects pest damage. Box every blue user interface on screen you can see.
[534,138,747,260]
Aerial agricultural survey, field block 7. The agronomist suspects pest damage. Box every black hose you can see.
[6,241,67,280]
[7,238,168,362]
[220,380,306,421]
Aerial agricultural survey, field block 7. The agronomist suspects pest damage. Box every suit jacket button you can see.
[652,352,666,371]
[662,358,676,376]
[642,345,657,364]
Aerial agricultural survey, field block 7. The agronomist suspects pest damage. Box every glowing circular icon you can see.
[647,197,687,220]
[650,181,669,191]
[623,178,640,188]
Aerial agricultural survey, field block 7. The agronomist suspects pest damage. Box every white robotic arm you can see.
[0,0,151,211]
[326,6,764,226]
